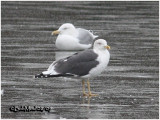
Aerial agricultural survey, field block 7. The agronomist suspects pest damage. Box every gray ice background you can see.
[1,1,159,119]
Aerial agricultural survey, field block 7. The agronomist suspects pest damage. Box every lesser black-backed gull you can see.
[35,39,110,97]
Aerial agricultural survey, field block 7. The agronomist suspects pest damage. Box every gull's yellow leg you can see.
[87,79,98,97]
[82,80,88,96]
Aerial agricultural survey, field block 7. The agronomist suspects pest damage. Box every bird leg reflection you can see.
[82,96,91,109]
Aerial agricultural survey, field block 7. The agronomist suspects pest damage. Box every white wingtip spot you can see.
[64,59,68,62]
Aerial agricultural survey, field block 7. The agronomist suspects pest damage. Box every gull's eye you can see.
[63,27,68,30]
[97,42,102,45]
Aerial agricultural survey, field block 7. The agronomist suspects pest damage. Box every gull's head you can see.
[94,39,110,51]
[52,23,76,36]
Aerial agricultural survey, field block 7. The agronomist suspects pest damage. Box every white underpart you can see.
[82,49,110,78]
[56,35,91,50]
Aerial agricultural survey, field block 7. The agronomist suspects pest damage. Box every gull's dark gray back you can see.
[54,49,99,76]
[77,28,94,45]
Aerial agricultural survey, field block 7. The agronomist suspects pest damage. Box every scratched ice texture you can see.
[1,1,159,119]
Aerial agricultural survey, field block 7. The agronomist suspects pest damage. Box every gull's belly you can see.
[89,60,108,77]
[83,50,110,78]
[55,35,91,50]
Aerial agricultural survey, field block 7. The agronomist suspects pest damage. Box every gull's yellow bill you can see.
[105,45,110,50]
[51,30,60,35]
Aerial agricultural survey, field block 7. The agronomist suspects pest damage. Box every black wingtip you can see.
[34,73,75,78]
[35,73,49,78]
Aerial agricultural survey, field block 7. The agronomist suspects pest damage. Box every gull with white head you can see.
[52,23,98,50]
[35,39,110,97]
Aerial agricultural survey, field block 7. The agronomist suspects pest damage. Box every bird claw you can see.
[83,93,98,97]
[88,93,98,97]
[83,93,88,97]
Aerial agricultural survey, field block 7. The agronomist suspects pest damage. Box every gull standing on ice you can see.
[52,23,98,50]
[35,39,110,97]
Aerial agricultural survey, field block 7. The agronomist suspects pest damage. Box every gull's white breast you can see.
[83,49,110,78]
[56,35,91,50]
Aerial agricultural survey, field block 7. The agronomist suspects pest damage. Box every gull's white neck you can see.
[93,48,110,62]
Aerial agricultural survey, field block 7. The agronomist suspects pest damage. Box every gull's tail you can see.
[35,61,75,78]
[88,30,99,39]
[35,73,74,78]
